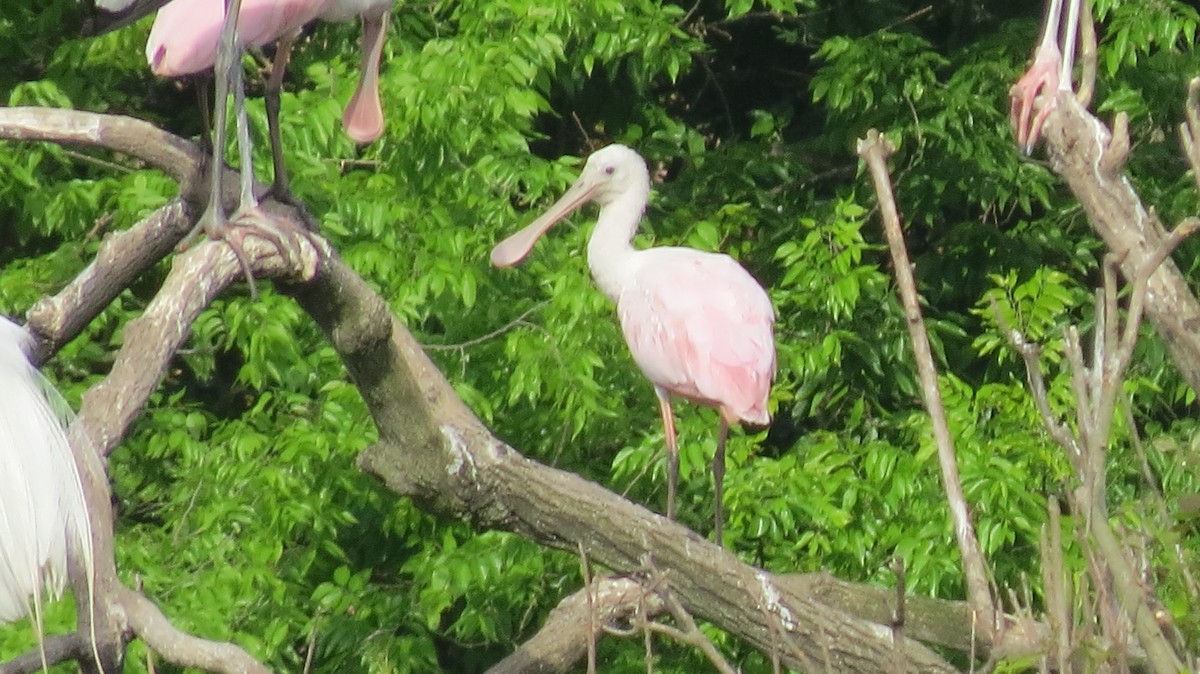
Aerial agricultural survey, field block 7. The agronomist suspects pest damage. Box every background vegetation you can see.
[0,0,1197,671]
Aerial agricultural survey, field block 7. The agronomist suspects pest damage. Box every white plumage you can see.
[0,317,93,630]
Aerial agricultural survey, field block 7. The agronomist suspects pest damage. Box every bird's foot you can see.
[191,203,312,298]
[1010,48,1062,154]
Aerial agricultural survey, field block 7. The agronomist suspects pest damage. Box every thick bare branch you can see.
[1041,92,1200,396]
[856,129,996,641]
[75,227,321,457]
[488,577,664,674]
[0,108,201,188]
[26,200,193,361]
[115,585,273,674]
[0,633,93,674]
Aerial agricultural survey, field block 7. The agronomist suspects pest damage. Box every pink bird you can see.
[146,0,389,147]
[1010,0,1081,153]
[491,144,776,543]
[143,0,391,292]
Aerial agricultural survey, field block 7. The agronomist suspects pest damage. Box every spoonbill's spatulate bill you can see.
[1010,0,1081,153]
[492,144,776,544]
[0,318,95,659]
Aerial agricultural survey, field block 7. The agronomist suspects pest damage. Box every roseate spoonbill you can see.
[144,0,390,290]
[491,145,776,543]
[1010,0,1081,153]
[0,318,95,664]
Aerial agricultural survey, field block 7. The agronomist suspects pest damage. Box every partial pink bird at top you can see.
[140,0,391,295]
[491,144,776,545]
[146,0,391,147]
[1010,0,1081,154]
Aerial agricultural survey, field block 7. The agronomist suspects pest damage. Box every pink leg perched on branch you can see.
[1010,0,1081,154]
[183,0,308,299]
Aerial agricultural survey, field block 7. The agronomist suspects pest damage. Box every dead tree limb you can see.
[856,129,997,645]
[487,577,665,674]
[1041,92,1200,396]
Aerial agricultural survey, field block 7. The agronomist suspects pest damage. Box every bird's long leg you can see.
[656,389,678,521]
[223,15,312,294]
[178,0,260,291]
[713,418,730,546]
[265,32,299,205]
[1010,0,1082,154]
[182,0,308,298]
[1059,0,1081,92]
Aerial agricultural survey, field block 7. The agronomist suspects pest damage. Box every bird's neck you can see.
[586,186,647,303]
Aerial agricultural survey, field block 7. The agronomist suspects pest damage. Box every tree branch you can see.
[487,577,665,674]
[856,129,997,642]
[0,108,201,188]
[1041,92,1200,396]
[26,199,194,362]
[115,585,273,674]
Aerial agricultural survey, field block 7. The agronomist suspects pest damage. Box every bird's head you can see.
[491,144,651,267]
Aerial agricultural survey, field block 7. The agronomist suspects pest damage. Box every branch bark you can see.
[487,577,665,674]
[856,130,997,642]
[1041,92,1200,396]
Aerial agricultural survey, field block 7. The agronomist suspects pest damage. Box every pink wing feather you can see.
[146,0,328,76]
[618,247,775,425]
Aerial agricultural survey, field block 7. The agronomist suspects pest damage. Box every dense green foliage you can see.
[1,0,1198,671]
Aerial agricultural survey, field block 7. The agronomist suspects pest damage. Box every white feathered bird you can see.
[0,317,94,644]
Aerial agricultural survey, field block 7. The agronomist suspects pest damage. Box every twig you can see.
[579,543,596,674]
[856,129,996,639]
[990,297,1081,458]
[422,303,547,351]
[1075,0,1097,108]
[1040,498,1071,672]
[487,577,666,674]
[644,571,738,674]
[301,620,318,674]
[889,556,907,674]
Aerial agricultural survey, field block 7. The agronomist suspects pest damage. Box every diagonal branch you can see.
[1041,90,1200,396]
[856,130,996,642]
[26,200,194,362]
[115,585,272,674]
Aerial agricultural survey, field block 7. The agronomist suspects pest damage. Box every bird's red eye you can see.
[604,166,615,175]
